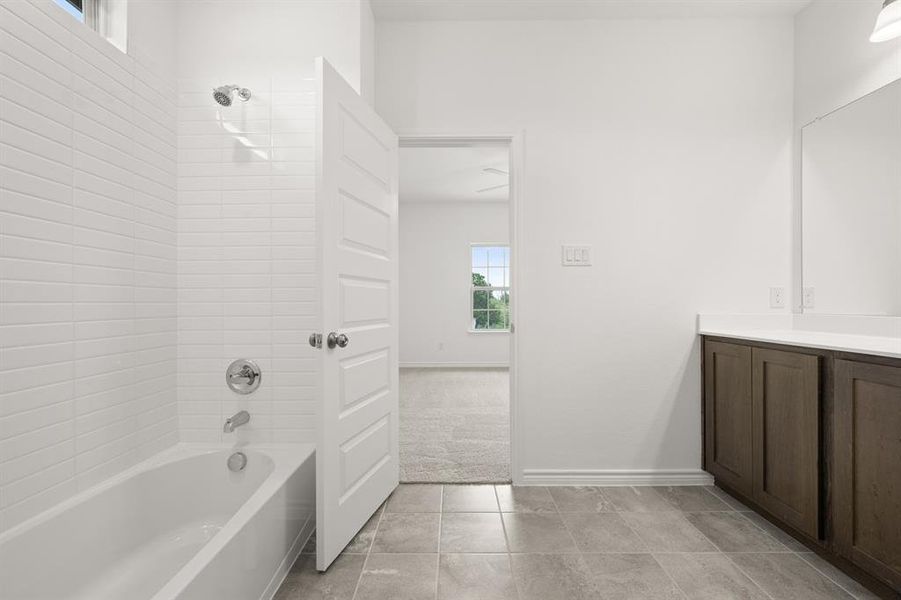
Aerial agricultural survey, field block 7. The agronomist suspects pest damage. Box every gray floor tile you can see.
[443,484,500,512]
[653,486,732,511]
[356,553,439,600]
[797,553,882,600]
[685,511,789,552]
[386,484,443,513]
[441,512,508,552]
[655,552,770,599]
[510,553,598,600]
[560,512,648,552]
[496,485,557,513]
[621,511,718,552]
[739,510,810,552]
[502,512,578,553]
[274,553,364,600]
[728,553,855,600]
[604,486,676,512]
[547,486,614,512]
[581,553,684,600]
[371,512,440,553]
[438,554,519,600]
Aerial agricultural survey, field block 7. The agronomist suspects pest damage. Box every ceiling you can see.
[399,146,510,204]
[371,0,814,21]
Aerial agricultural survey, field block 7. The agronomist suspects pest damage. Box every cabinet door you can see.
[834,360,901,590]
[751,348,820,539]
[704,341,753,496]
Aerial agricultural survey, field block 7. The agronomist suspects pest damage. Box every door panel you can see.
[751,348,820,538]
[834,360,901,590]
[316,58,399,571]
[704,341,753,496]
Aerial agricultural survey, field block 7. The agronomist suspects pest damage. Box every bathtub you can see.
[0,443,315,600]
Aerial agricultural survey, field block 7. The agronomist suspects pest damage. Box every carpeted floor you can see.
[399,368,510,483]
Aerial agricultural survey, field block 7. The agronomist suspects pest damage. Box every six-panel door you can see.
[834,360,901,590]
[704,341,753,497]
[751,348,820,539]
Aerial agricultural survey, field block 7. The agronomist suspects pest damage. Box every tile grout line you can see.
[434,484,444,600]
[493,484,523,600]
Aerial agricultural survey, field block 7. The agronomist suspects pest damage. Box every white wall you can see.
[377,18,794,480]
[0,0,178,532]
[400,202,510,367]
[175,0,372,443]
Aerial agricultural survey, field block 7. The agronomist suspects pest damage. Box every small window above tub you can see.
[52,0,127,53]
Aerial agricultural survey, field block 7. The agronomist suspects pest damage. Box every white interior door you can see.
[314,58,399,572]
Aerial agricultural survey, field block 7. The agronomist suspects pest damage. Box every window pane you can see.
[472,268,489,287]
[490,289,509,307]
[488,309,509,329]
[54,0,85,20]
[487,267,505,287]
[488,247,507,267]
[471,246,489,269]
[473,290,488,310]
[472,310,489,330]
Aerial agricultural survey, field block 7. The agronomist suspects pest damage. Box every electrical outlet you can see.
[802,287,815,309]
[562,245,592,266]
[769,287,786,309]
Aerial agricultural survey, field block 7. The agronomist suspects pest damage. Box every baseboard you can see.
[400,362,509,369]
[520,469,714,486]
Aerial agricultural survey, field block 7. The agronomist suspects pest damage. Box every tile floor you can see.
[274,484,880,600]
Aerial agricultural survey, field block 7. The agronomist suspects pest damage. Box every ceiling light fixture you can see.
[871,0,901,43]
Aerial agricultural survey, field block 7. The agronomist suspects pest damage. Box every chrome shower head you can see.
[213,85,251,107]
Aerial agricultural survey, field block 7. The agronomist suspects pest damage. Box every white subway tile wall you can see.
[176,76,317,444]
[0,1,178,532]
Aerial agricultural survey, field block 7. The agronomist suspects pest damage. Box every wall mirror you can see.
[802,78,901,315]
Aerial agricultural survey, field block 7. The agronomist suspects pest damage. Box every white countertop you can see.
[698,314,901,360]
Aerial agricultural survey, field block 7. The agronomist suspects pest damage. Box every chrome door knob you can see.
[327,332,349,349]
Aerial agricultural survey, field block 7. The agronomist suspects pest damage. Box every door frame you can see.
[397,131,525,484]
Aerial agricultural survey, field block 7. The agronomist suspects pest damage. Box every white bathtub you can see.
[0,443,315,600]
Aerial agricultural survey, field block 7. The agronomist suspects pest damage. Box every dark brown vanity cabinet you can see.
[704,342,820,539]
[751,348,820,539]
[834,360,901,590]
[703,336,901,596]
[704,341,753,496]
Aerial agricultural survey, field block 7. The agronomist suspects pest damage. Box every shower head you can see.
[213,85,252,107]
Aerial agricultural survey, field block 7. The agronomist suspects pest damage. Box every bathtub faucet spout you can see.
[224,410,250,433]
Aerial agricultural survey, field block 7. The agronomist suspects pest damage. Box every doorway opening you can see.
[397,137,517,483]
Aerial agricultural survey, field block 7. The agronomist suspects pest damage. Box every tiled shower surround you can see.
[0,1,178,531]
[176,77,317,444]
[1,1,319,534]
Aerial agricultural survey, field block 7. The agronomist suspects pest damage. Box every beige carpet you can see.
[399,368,510,483]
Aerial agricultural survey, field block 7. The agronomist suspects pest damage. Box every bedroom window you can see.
[471,245,510,331]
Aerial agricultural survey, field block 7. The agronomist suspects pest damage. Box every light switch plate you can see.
[769,287,785,309]
[562,245,592,266]
[802,287,815,309]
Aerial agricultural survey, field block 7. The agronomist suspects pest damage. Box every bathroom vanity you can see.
[700,325,901,595]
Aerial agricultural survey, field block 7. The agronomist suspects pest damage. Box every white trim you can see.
[400,362,510,369]
[398,131,524,485]
[521,469,715,486]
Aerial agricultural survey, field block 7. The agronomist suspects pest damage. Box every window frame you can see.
[469,243,511,333]
[53,0,126,53]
